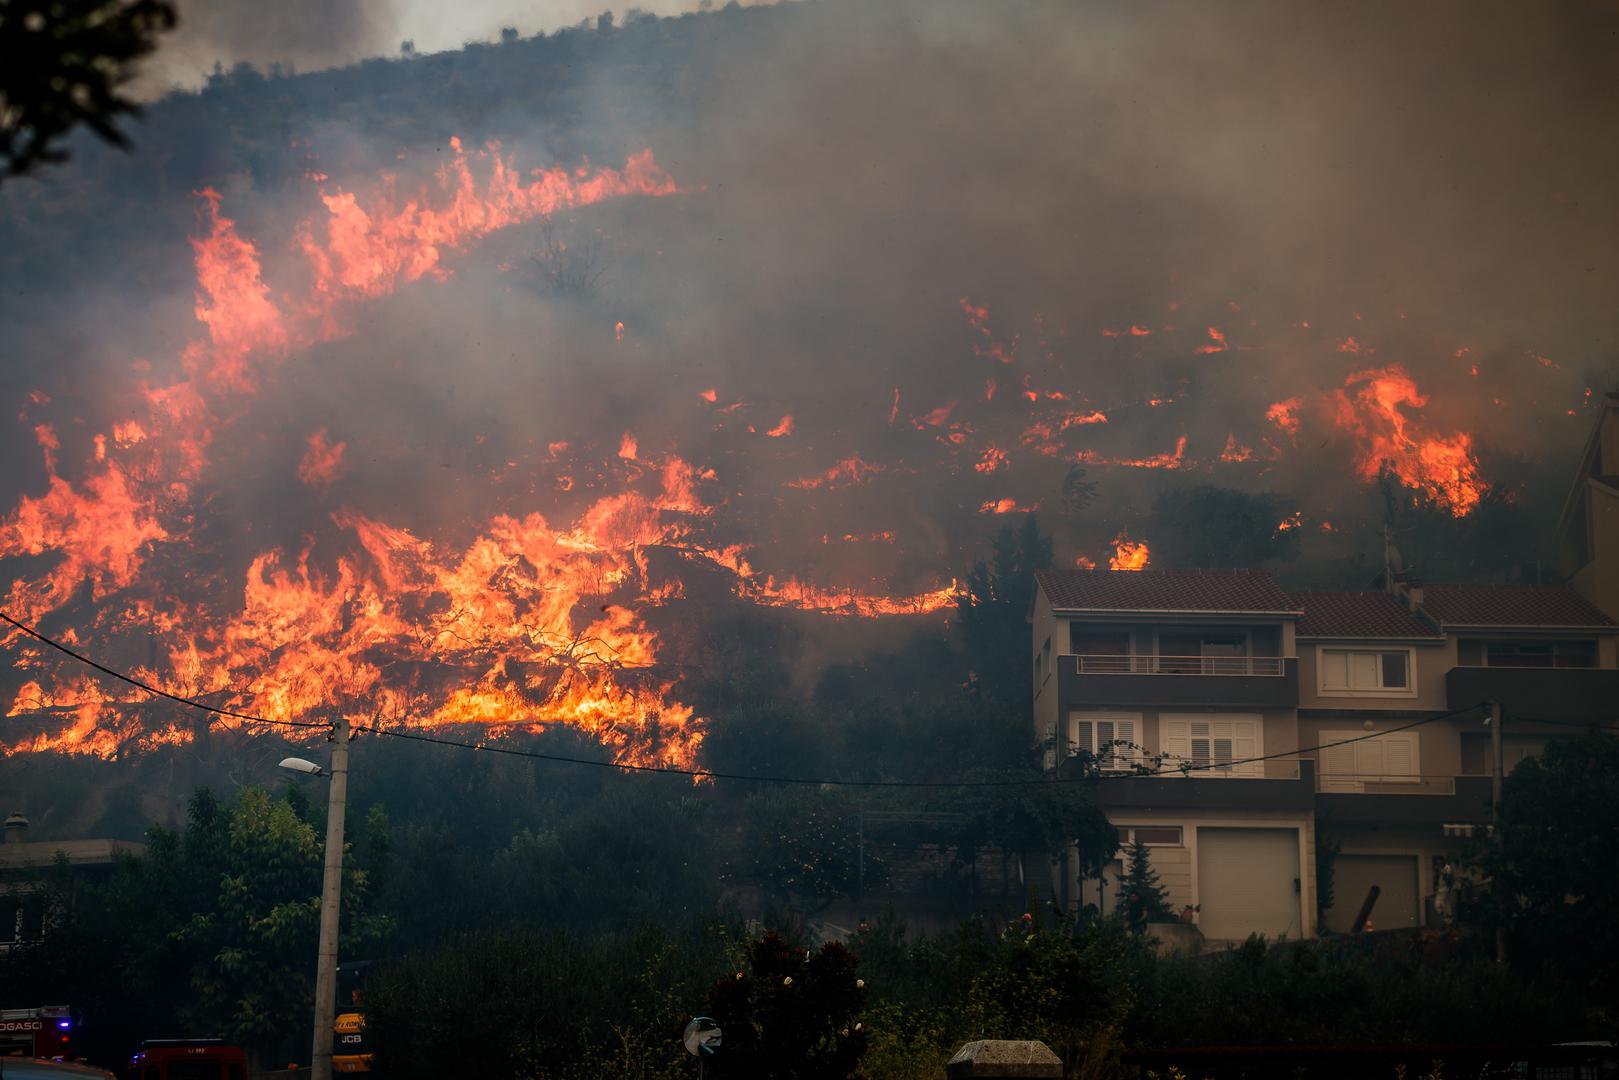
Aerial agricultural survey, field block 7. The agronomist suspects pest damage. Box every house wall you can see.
[1067,706,1299,772]
[1032,590,1060,759]
[1322,824,1462,929]
[1297,713,1466,782]
[1076,808,1316,940]
[1575,483,1619,621]
[1601,407,1619,475]
[1296,638,1453,711]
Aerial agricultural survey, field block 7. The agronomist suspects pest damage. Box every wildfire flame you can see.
[1108,532,1150,571]
[0,141,959,766]
[1331,364,1483,516]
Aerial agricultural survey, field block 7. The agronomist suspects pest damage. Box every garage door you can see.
[1196,828,1301,941]
[1324,854,1419,933]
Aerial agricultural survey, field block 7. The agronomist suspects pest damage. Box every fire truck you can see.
[0,1005,75,1059]
[125,1038,246,1080]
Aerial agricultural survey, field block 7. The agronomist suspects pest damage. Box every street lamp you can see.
[280,716,350,1080]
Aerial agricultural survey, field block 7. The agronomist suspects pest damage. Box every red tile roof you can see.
[1289,591,1442,639]
[1418,583,1617,629]
[1035,569,1298,613]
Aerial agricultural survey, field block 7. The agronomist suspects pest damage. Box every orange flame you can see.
[786,456,883,490]
[0,141,957,766]
[1220,434,1255,463]
[1266,397,1302,439]
[1076,435,1186,470]
[297,429,346,488]
[1108,532,1150,571]
[1331,364,1482,516]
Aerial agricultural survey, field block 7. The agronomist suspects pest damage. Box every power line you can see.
[349,724,1059,787]
[0,610,326,732]
[1131,703,1488,778]
[0,608,1490,787]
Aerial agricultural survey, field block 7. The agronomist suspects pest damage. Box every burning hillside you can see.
[2,0,1614,765]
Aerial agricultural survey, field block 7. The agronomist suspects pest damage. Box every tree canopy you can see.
[0,0,176,180]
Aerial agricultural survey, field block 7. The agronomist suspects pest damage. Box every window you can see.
[1161,716,1263,777]
[1319,730,1419,791]
[1117,825,1183,846]
[1318,647,1414,695]
[1479,640,1596,668]
[1071,714,1140,772]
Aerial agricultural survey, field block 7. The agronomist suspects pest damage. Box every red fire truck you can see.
[0,1005,75,1059]
[124,1039,246,1080]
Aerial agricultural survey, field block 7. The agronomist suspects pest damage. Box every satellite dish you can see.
[1388,544,1405,574]
[683,1017,722,1057]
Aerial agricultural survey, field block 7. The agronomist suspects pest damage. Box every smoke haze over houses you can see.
[2,0,1617,761]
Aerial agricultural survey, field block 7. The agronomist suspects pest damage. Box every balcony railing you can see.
[1071,654,1287,676]
[1315,774,1457,795]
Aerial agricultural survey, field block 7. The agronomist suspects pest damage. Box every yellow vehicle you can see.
[332,961,373,1075]
[332,1010,372,1075]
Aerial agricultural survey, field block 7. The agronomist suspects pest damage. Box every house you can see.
[1032,568,1619,943]
[1556,390,1619,620]
[1032,569,1317,943]
[0,812,143,951]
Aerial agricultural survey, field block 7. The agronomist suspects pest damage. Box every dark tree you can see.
[1473,733,1619,1001]
[955,515,1052,707]
[1060,464,1098,515]
[1120,837,1172,932]
[1377,467,1541,583]
[0,0,177,180]
[1146,485,1301,569]
[704,932,868,1080]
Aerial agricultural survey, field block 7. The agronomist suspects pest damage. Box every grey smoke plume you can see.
[3,0,1618,625]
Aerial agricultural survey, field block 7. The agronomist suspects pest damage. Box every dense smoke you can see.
[1,0,1616,761]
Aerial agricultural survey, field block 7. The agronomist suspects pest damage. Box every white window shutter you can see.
[1322,651,1349,690]
[1232,719,1260,777]
[1320,738,1359,791]
[1162,719,1191,774]
[1115,718,1137,765]
[1384,734,1417,777]
[1354,738,1386,779]
[1074,720,1093,756]
[1349,652,1378,689]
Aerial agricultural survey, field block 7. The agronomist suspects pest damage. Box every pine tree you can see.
[1120,837,1172,932]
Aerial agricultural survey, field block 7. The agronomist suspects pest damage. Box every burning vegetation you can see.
[0,0,1610,768]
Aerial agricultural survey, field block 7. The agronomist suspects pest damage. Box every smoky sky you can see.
[136,0,733,93]
[4,0,1619,620]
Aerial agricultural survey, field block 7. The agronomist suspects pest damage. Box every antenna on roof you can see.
[1382,526,1404,588]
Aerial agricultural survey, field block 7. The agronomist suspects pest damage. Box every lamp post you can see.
[280,714,350,1080]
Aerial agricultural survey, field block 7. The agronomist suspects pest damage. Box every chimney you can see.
[3,812,28,845]
[1403,580,1425,613]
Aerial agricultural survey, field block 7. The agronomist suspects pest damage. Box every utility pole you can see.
[1488,700,1506,965]
[311,716,350,1080]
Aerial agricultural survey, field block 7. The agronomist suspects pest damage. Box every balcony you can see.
[1095,758,1316,811]
[1315,774,1494,824]
[1445,665,1619,723]
[1057,653,1298,710]
[1071,654,1287,676]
